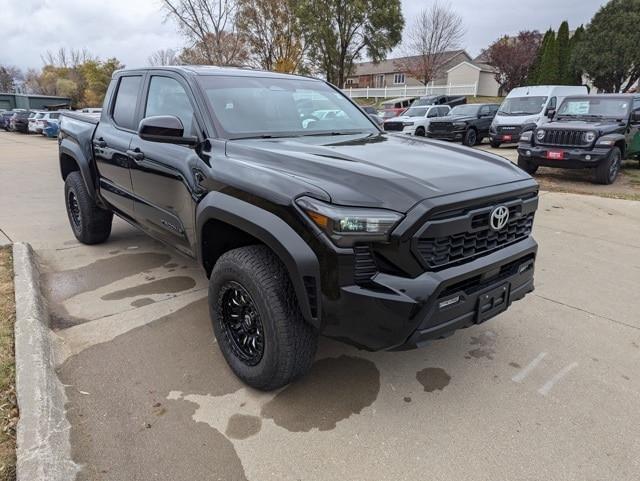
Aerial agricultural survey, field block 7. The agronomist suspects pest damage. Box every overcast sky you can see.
[1,0,607,72]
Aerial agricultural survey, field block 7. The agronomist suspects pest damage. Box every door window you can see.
[479,106,490,116]
[427,108,438,118]
[112,76,142,130]
[145,76,195,136]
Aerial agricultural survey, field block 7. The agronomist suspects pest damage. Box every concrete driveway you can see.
[1,131,639,481]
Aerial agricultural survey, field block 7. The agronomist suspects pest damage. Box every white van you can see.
[490,85,588,147]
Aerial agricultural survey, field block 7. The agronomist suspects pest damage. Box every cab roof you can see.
[113,65,319,82]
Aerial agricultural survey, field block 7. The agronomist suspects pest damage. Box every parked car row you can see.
[0,108,101,138]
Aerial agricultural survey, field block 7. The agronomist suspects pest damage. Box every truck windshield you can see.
[557,97,630,119]
[449,105,479,116]
[403,107,428,117]
[497,96,547,116]
[197,75,378,139]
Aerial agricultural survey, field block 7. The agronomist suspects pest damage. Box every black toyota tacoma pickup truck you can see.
[58,67,538,390]
[426,103,500,146]
[517,94,640,184]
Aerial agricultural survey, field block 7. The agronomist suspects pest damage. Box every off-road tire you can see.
[415,126,425,137]
[64,171,113,244]
[463,128,478,146]
[490,140,501,148]
[209,245,318,391]
[517,155,539,175]
[594,147,622,185]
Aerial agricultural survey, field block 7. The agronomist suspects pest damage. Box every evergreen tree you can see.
[536,30,559,84]
[528,29,553,85]
[568,25,586,85]
[556,21,571,83]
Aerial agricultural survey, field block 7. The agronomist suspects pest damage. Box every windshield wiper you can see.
[300,131,371,137]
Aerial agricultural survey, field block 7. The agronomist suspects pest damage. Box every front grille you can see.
[428,122,452,132]
[383,122,404,132]
[353,245,377,284]
[538,129,588,147]
[417,209,534,269]
[497,125,522,135]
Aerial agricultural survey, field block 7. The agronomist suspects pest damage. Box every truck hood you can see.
[385,115,424,123]
[225,133,532,212]
[492,114,542,127]
[543,119,625,135]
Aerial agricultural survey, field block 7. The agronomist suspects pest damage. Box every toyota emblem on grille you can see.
[490,206,509,231]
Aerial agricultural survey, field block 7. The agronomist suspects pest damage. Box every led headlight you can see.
[583,131,597,143]
[536,129,546,141]
[296,196,403,247]
[453,122,467,128]
[403,121,415,126]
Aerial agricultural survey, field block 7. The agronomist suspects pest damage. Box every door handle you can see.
[94,138,107,148]
[126,149,145,161]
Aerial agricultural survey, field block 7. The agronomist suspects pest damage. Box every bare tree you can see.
[148,48,180,66]
[236,0,307,73]
[41,48,95,68]
[395,1,465,85]
[161,0,246,65]
[0,65,23,92]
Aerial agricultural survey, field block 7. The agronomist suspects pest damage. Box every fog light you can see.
[526,150,532,156]
[518,262,531,274]
[585,155,591,160]
[439,296,460,309]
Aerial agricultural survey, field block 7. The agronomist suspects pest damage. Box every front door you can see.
[627,99,640,157]
[128,74,207,257]
[93,74,143,218]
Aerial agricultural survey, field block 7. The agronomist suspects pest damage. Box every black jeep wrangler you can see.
[58,67,538,390]
[517,94,640,184]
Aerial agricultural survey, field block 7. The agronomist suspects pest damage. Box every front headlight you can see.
[536,129,546,141]
[296,196,403,247]
[583,131,597,143]
[403,121,414,127]
[453,122,466,128]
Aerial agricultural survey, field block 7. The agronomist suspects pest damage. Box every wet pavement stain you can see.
[164,262,178,268]
[225,414,262,440]
[416,368,451,392]
[509,362,521,369]
[261,355,380,432]
[59,298,248,481]
[131,297,156,308]
[101,276,196,301]
[467,331,497,360]
[403,396,412,403]
[44,252,171,304]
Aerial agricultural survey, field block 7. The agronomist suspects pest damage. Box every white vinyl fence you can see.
[342,82,478,99]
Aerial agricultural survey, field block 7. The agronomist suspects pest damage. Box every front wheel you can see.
[64,171,113,244]
[517,155,539,175]
[463,129,478,146]
[209,245,318,391]
[415,127,425,137]
[490,140,501,148]
[594,147,622,184]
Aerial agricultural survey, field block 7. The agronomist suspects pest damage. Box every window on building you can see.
[393,73,405,85]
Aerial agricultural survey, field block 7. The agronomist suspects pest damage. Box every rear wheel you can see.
[463,129,478,146]
[209,245,318,391]
[594,147,622,185]
[415,126,425,137]
[517,155,539,175]
[64,171,113,244]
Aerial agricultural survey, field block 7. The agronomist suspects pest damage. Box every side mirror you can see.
[138,115,198,146]
[545,108,556,119]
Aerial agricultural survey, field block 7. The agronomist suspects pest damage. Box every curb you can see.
[13,242,79,481]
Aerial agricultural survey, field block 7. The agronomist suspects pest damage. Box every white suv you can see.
[383,104,451,136]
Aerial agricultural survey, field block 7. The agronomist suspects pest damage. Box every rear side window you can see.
[144,76,195,136]
[49,113,60,119]
[112,75,142,130]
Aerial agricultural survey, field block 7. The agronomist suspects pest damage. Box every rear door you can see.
[93,74,143,218]
[128,72,207,257]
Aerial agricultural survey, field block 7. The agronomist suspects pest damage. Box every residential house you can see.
[446,61,501,97]
[346,50,471,89]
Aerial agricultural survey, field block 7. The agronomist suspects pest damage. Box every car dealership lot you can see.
[1,131,640,480]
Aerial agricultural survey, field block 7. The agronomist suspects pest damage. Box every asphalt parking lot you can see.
[1,131,640,481]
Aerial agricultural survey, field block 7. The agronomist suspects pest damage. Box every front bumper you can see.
[426,129,466,141]
[321,237,537,351]
[517,144,610,168]
[491,133,521,143]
